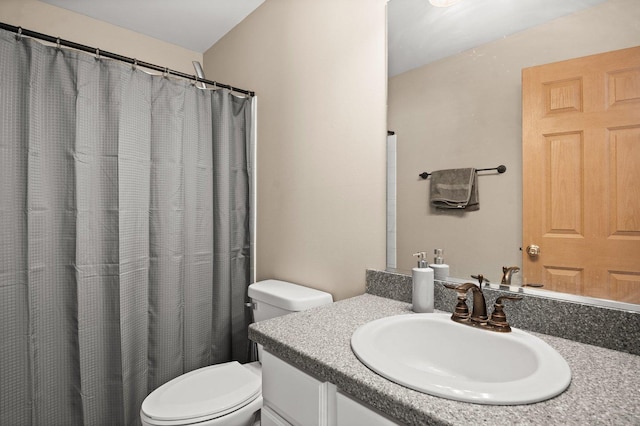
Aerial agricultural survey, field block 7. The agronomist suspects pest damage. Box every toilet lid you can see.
[141,361,261,422]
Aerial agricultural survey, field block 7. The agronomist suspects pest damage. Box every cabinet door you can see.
[336,391,399,426]
[262,350,333,426]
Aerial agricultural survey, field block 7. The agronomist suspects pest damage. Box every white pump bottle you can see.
[412,252,434,313]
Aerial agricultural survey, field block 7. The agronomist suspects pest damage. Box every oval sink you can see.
[351,313,571,405]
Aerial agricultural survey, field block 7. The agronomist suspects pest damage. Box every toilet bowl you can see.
[140,280,333,426]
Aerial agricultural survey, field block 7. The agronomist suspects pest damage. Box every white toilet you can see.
[140,280,333,426]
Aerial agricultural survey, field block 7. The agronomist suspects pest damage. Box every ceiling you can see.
[388,0,606,76]
[40,0,266,53]
[41,0,606,76]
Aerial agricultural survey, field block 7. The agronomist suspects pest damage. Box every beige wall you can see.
[389,0,640,283]
[0,0,202,75]
[203,0,388,301]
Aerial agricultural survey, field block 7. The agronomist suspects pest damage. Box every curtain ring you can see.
[163,68,169,78]
[16,27,23,41]
[192,76,198,86]
[56,37,61,50]
[95,48,100,60]
[132,59,137,70]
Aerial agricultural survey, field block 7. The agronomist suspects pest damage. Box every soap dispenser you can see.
[431,248,450,281]
[412,252,434,313]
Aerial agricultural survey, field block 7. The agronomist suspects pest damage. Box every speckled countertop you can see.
[249,294,640,425]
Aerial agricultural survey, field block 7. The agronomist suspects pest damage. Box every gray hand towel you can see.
[429,168,479,210]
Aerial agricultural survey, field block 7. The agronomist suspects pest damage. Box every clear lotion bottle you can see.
[412,252,434,313]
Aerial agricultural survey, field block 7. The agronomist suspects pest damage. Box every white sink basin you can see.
[351,313,571,405]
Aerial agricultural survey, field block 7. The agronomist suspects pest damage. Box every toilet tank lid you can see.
[248,280,333,311]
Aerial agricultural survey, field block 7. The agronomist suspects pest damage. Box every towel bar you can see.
[419,165,506,180]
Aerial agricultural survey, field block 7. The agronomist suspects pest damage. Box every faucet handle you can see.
[488,295,523,332]
[470,274,489,288]
[495,295,523,304]
[444,283,471,322]
[444,282,476,292]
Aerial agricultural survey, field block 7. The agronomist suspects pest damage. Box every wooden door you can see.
[522,46,640,304]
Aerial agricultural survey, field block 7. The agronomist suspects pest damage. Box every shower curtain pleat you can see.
[74,53,130,425]
[147,75,187,393]
[226,94,252,362]
[181,88,215,373]
[0,28,253,426]
[25,40,84,426]
[117,68,153,426]
[1,29,35,425]
[210,92,252,364]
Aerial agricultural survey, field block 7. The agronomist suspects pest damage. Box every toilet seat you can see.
[141,361,261,425]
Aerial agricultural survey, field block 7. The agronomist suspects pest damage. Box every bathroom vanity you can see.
[260,350,396,425]
[249,273,640,425]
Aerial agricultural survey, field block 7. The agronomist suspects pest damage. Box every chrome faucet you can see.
[445,274,522,332]
[501,266,520,284]
[501,265,544,287]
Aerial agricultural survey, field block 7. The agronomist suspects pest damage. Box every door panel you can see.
[522,46,640,303]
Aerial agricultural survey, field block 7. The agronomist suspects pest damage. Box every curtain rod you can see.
[0,22,255,97]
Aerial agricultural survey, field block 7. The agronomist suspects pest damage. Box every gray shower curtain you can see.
[0,30,253,425]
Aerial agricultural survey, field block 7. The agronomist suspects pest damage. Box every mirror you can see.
[387,0,640,307]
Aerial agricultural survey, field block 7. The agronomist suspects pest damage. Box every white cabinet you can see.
[261,406,294,426]
[262,350,334,426]
[336,391,399,426]
[262,350,400,426]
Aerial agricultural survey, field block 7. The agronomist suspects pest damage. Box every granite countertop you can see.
[249,293,640,425]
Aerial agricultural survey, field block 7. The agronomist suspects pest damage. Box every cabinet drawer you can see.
[262,350,331,426]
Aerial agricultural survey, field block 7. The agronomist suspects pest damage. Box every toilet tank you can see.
[248,279,333,322]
